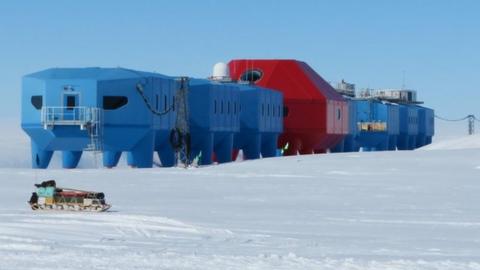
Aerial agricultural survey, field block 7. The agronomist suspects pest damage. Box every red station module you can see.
[228,59,348,155]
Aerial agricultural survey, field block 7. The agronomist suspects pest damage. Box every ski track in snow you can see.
[1,124,480,269]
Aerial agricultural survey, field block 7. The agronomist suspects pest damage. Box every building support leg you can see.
[243,133,261,160]
[261,133,278,158]
[215,132,234,163]
[127,131,155,168]
[62,151,83,169]
[31,141,53,169]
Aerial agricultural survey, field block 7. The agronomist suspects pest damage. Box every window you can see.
[214,100,217,114]
[103,96,128,110]
[337,108,341,120]
[164,95,167,111]
[156,95,159,110]
[172,96,175,111]
[240,69,263,83]
[31,96,42,110]
[262,104,264,116]
[283,106,289,117]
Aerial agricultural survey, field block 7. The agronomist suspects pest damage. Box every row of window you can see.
[213,100,239,115]
[212,100,283,118]
[261,103,283,118]
[408,116,418,124]
[105,94,175,112]
[31,94,285,119]
[31,93,170,111]
[155,94,174,112]
[30,95,125,111]
[31,93,285,118]
[30,95,428,128]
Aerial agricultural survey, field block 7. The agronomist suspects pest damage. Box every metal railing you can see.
[41,107,101,126]
[41,106,103,151]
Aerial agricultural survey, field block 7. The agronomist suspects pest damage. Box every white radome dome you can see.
[211,62,231,81]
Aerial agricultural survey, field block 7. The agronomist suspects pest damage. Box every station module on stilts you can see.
[20,60,435,169]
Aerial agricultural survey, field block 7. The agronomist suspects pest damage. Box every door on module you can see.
[63,93,79,120]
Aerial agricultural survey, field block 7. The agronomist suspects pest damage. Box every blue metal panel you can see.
[425,107,435,137]
[408,106,419,136]
[398,104,420,150]
[188,79,211,129]
[416,106,426,148]
[386,103,400,150]
[425,107,434,145]
[386,103,400,136]
[398,105,409,150]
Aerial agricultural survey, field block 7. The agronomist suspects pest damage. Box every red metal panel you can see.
[228,59,348,155]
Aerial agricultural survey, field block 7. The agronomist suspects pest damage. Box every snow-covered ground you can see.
[1,121,480,269]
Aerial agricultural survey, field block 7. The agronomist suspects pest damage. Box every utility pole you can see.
[174,77,191,167]
[468,115,475,135]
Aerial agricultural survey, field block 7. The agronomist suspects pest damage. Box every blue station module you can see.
[22,68,177,169]
[233,83,283,159]
[352,99,400,151]
[187,79,241,165]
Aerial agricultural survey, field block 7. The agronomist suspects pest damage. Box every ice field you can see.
[1,120,480,269]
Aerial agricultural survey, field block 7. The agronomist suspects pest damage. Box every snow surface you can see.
[423,134,480,150]
[1,121,480,269]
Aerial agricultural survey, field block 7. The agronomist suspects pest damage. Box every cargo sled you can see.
[28,180,111,212]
